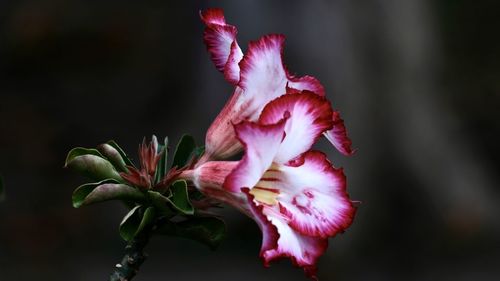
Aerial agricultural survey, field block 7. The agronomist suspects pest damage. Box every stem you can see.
[109,231,151,281]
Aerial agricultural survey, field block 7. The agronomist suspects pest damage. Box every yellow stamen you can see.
[249,187,279,205]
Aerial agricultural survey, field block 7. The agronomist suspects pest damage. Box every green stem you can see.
[109,231,150,281]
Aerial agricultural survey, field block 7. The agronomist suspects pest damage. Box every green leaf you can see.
[192,145,205,161]
[72,179,146,208]
[147,191,174,217]
[168,180,194,215]
[107,140,134,167]
[119,206,156,242]
[65,147,123,182]
[119,206,141,241]
[172,134,196,168]
[97,143,128,173]
[156,217,226,250]
[154,137,169,184]
[65,147,104,164]
[137,207,156,236]
[0,176,4,201]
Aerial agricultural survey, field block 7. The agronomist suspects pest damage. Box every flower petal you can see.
[278,151,355,238]
[200,8,243,84]
[204,87,248,159]
[324,111,354,156]
[224,41,244,84]
[242,188,280,256]
[263,215,326,281]
[287,75,325,96]
[259,92,333,163]
[238,34,288,116]
[243,188,326,280]
[224,120,286,192]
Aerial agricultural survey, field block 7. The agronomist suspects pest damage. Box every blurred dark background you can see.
[0,0,499,280]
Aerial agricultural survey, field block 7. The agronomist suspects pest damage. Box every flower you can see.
[120,136,179,191]
[200,8,353,161]
[183,93,356,279]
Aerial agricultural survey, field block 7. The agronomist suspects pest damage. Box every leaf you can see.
[107,140,134,167]
[72,179,146,208]
[97,143,128,172]
[119,206,156,242]
[168,180,194,215]
[156,217,226,250]
[137,207,156,236]
[172,134,196,168]
[147,191,175,217]
[65,147,104,164]
[192,145,205,161]
[154,136,169,184]
[119,206,141,241]
[0,176,4,201]
[65,147,123,182]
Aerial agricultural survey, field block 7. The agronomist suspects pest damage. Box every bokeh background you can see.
[0,0,499,280]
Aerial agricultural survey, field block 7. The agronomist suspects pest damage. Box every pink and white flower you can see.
[183,93,355,279]
[200,8,353,161]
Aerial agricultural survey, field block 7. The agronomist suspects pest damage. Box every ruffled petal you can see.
[200,8,243,84]
[224,41,244,84]
[242,188,326,281]
[278,151,355,238]
[324,111,354,156]
[237,34,288,118]
[224,120,286,192]
[287,75,325,96]
[259,92,333,163]
[263,215,327,281]
[242,188,280,256]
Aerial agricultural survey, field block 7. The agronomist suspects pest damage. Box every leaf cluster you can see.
[65,135,225,249]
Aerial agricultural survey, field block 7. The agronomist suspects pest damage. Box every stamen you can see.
[249,187,279,205]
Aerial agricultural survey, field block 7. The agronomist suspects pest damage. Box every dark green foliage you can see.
[154,137,169,184]
[172,134,196,168]
[66,138,226,248]
[156,217,226,250]
[168,180,194,215]
[98,143,129,173]
[65,147,124,182]
[107,140,135,167]
[119,206,156,242]
[72,179,146,208]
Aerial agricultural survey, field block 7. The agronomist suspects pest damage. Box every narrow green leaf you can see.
[97,143,128,173]
[156,217,226,250]
[119,206,156,242]
[107,140,134,167]
[192,145,205,161]
[65,148,123,182]
[172,134,196,168]
[72,179,146,208]
[168,180,194,215]
[147,191,175,217]
[154,137,169,184]
[136,207,155,236]
[0,176,4,201]
[119,206,142,242]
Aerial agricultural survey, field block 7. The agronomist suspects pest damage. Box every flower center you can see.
[249,163,281,205]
